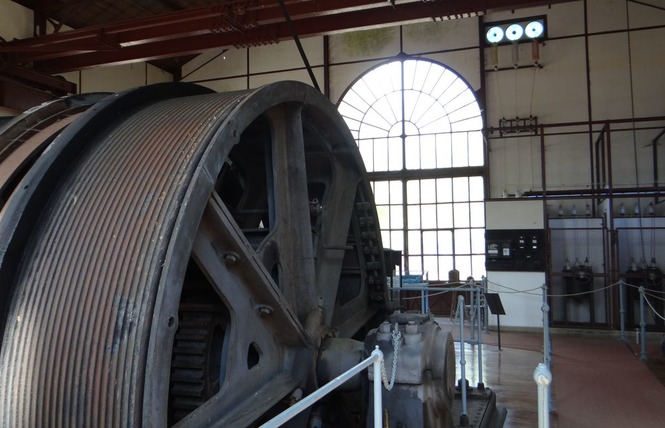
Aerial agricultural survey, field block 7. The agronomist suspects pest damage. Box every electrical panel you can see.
[485,229,545,272]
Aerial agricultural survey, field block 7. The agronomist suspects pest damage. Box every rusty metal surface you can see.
[0,81,386,427]
[0,90,249,426]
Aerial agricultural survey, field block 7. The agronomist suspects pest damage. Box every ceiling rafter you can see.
[2,0,572,74]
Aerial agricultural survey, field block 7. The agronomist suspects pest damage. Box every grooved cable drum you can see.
[0,81,386,427]
[0,89,249,426]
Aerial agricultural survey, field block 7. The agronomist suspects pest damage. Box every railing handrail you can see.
[259,347,385,428]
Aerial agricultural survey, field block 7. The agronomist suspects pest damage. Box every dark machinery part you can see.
[0,92,109,207]
[366,313,457,428]
[0,81,480,427]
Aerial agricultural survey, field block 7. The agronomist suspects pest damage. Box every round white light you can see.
[525,21,544,38]
[505,24,524,41]
[486,26,504,44]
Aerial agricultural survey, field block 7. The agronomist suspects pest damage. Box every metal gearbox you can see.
[366,313,457,428]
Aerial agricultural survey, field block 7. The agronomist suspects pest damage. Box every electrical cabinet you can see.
[485,229,545,272]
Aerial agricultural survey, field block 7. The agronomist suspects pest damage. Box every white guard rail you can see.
[259,347,385,428]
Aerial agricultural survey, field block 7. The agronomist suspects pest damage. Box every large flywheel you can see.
[0,82,389,427]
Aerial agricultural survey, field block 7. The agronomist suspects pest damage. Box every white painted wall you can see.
[0,0,33,40]
[487,271,546,329]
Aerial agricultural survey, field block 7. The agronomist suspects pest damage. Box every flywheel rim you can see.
[0,81,386,427]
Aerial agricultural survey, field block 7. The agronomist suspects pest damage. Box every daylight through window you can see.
[338,59,486,281]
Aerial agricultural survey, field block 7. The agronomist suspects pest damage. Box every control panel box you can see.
[485,229,545,272]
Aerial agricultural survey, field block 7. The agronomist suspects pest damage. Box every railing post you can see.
[542,284,551,370]
[482,276,490,332]
[476,280,484,389]
[619,279,626,342]
[639,286,648,363]
[458,295,468,426]
[470,280,476,341]
[371,347,383,428]
[534,363,552,428]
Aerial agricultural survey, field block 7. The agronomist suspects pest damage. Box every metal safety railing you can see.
[618,278,665,363]
[259,347,385,428]
[537,283,553,428]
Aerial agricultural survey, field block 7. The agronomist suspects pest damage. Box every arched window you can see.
[338,58,485,280]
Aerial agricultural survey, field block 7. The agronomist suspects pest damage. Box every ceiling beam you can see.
[2,0,572,73]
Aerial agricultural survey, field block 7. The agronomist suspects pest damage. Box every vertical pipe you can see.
[534,363,552,428]
[477,282,485,389]
[372,349,383,428]
[619,279,626,342]
[639,286,648,362]
[470,283,476,341]
[458,295,468,426]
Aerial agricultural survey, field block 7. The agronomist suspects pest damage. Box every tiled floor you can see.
[446,323,665,427]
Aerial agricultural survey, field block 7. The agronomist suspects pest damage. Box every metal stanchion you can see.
[619,279,626,342]
[470,282,476,341]
[639,286,648,363]
[542,284,551,370]
[458,295,468,426]
[482,276,489,332]
[476,281,484,389]
[534,363,552,428]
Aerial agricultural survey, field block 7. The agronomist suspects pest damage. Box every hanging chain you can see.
[380,324,401,391]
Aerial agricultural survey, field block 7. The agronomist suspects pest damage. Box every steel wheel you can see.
[0,81,386,427]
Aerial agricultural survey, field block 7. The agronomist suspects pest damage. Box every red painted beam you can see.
[21,1,460,72]
[5,0,573,73]
[1,0,400,54]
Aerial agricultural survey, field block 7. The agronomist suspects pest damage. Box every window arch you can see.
[338,58,486,281]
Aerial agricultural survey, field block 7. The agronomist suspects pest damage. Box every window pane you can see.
[420,134,436,169]
[456,256,472,278]
[437,203,453,229]
[390,230,404,252]
[455,229,471,254]
[407,205,421,229]
[381,230,392,249]
[471,228,485,254]
[421,179,436,203]
[376,205,390,230]
[452,132,469,167]
[422,231,438,254]
[470,202,485,227]
[421,204,437,229]
[436,178,453,203]
[407,256,423,275]
[438,230,453,254]
[454,203,470,228]
[472,255,487,278]
[405,135,420,169]
[407,180,420,204]
[388,136,403,171]
[390,205,404,229]
[468,131,484,166]
[423,256,438,280]
[408,231,421,255]
[390,181,403,204]
[439,256,454,280]
[436,133,452,168]
[373,181,389,204]
[453,177,469,201]
[469,176,484,201]
[373,138,388,171]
